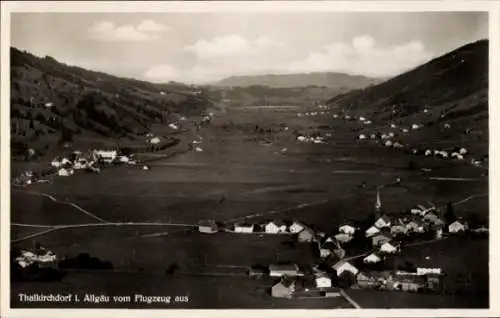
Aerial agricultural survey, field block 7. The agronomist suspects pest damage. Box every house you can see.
[168,123,179,130]
[459,147,468,155]
[370,134,377,140]
[390,124,397,128]
[149,137,161,145]
[380,240,400,254]
[388,132,395,138]
[58,168,74,177]
[448,220,467,233]
[444,123,451,129]
[359,116,366,121]
[198,220,218,234]
[44,102,54,108]
[406,219,426,233]
[423,212,444,226]
[234,223,254,233]
[297,135,306,142]
[315,275,332,289]
[332,260,359,276]
[385,140,393,147]
[358,134,367,140]
[195,147,203,152]
[73,158,89,170]
[393,275,427,292]
[269,264,301,277]
[372,233,391,247]
[390,223,407,235]
[93,150,117,164]
[363,253,382,264]
[265,220,287,234]
[271,277,296,298]
[425,149,432,156]
[412,124,420,130]
[417,267,442,275]
[289,221,306,234]
[402,128,409,133]
[334,233,353,244]
[297,227,316,243]
[339,224,356,235]
[374,215,391,229]
[364,120,372,125]
[51,158,62,168]
[365,226,380,238]
[356,271,378,288]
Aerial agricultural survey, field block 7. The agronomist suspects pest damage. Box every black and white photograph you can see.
[1,1,498,316]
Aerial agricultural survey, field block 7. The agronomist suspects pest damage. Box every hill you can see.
[214,72,382,89]
[326,39,488,152]
[10,47,216,154]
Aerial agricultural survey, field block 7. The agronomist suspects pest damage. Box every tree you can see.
[444,202,457,225]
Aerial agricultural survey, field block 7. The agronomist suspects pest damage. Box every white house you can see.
[265,221,287,234]
[370,134,377,140]
[149,137,161,145]
[459,147,468,155]
[160,91,166,95]
[297,227,316,242]
[44,102,54,108]
[58,168,74,177]
[332,260,359,276]
[334,233,353,244]
[410,208,422,215]
[315,275,332,289]
[297,136,306,142]
[364,120,372,125]
[363,253,382,264]
[385,140,393,147]
[390,124,397,128]
[94,150,117,164]
[381,133,388,140]
[380,241,399,254]
[365,226,380,238]
[412,124,420,130]
[374,215,391,229]
[61,157,72,166]
[444,123,451,129]
[51,158,62,168]
[339,224,356,235]
[425,149,432,156]
[289,221,306,234]
[234,223,254,233]
[388,132,395,138]
[359,134,367,140]
[448,220,466,233]
[195,147,203,152]
[333,114,339,118]
[417,267,442,275]
[168,123,179,130]
[402,128,409,133]
[359,116,366,121]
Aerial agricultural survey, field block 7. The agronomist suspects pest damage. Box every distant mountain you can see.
[214,72,382,89]
[327,39,488,152]
[10,47,216,154]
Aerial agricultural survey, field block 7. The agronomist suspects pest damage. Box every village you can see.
[10,101,489,305]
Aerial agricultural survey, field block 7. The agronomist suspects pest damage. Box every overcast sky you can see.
[11,12,488,84]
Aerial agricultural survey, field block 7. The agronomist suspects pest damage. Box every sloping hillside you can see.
[10,47,216,154]
[214,72,382,89]
[326,40,488,137]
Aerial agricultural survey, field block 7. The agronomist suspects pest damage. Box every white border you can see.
[1,1,499,318]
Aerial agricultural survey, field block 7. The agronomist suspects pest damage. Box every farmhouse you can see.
[269,264,301,277]
[234,223,254,233]
[363,253,382,264]
[315,275,332,289]
[365,226,380,238]
[423,212,444,226]
[380,240,400,254]
[297,227,316,243]
[58,168,74,177]
[271,277,296,298]
[406,218,426,233]
[332,260,359,277]
[93,150,117,164]
[374,215,391,229]
[339,224,356,235]
[198,220,218,234]
[265,220,287,234]
[289,221,306,234]
[391,223,407,236]
[334,233,353,244]
[448,220,467,233]
[372,233,391,247]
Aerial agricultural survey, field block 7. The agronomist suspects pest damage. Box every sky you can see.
[10,12,488,84]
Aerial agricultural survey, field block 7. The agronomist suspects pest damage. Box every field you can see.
[10,106,488,308]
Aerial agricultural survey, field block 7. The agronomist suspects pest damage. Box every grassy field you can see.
[10,106,488,308]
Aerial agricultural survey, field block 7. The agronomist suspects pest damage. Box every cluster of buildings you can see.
[263,190,487,298]
[14,246,58,269]
[296,134,326,144]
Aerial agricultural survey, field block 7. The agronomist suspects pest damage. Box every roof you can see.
[269,220,287,227]
[199,220,217,227]
[235,222,254,228]
[332,260,355,271]
[277,276,296,288]
[377,214,391,223]
[269,264,299,272]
